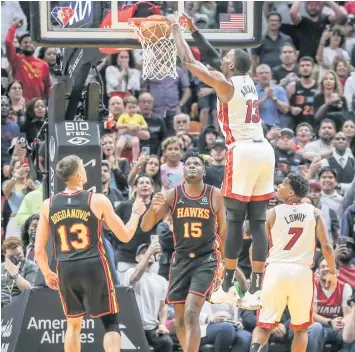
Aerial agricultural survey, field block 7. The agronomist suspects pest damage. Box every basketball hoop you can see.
[128,16,187,80]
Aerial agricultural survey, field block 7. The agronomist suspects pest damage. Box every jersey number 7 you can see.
[245,100,260,123]
[283,228,303,250]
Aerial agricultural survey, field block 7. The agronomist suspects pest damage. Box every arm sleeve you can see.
[191,31,222,71]
[342,283,352,307]
[127,69,141,92]
[276,86,289,103]
[138,115,148,126]
[5,24,20,66]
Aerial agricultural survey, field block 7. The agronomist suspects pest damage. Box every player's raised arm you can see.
[166,15,232,99]
[92,194,146,243]
[314,208,337,290]
[35,199,58,290]
[141,190,174,232]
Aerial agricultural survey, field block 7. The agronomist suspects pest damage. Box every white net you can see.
[129,19,186,80]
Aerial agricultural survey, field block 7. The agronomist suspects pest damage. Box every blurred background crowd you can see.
[1,1,355,352]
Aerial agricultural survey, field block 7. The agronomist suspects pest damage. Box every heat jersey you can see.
[171,184,218,256]
[49,190,102,261]
[267,202,316,266]
[217,74,264,145]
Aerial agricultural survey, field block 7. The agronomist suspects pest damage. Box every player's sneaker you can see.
[238,290,262,310]
[210,285,241,305]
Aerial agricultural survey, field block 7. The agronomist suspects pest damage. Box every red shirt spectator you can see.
[5,23,51,102]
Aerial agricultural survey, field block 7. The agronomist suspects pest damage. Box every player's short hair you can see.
[287,173,309,198]
[299,56,314,65]
[162,136,181,152]
[134,173,153,186]
[123,95,138,106]
[2,237,24,253]
[234,49,251,74]
[296,122,313,134]
[56,155,81,183]
[182,152,207,167]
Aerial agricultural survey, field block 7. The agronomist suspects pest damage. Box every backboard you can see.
[30,1,262,48]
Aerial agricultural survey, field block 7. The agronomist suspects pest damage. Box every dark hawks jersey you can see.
[49,190,102,261]
[171,184,218,256]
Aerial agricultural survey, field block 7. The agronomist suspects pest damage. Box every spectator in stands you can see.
[138,92,167,155]
[15,183,42,227]
[173,113,190,136]
[287,56,318,128]
[333,56,352,88]
[1,96,20,175]
[105,51,140,99]
[21,98,46,144]
[252,12,293,73]
[319,167,344,217]
[317,27,350,80]
[128,155,162,193]
[116,96,150,164]
[101,160,124,209]
[308,180,339,243]
[115,174,159,283]
[125,242,173,352]
[344,94,355,123]
[6,80,25,124]
[304,119,336,159]
[335,237,355,288]
[142,67,191,136]
[307,256,352,352]
[102,96,124,135]
[314,70,347,129]
[5,20,51,101]
[294,122,314,153]
[322,132,355,188]
[20,214,39,261]
[341,204,355,242]
[204,139,226,188]
[344,73,355,111]
[199,300,252,352]
[274,128,303,174]
[101,133,130,199]
[198,125,218,155]
[157,216,174,280]
[287,1,347,60]
[37,47,59,82]
[343,120,355,155]
[2,159,39,238]
[1,237,38,308]
[160,137,184,191]
[256,64,290,129]
[272,43,299,87]
[1,68,9,95]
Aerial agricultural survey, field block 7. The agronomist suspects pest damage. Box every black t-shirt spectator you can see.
[140,115,167,155]
[272,64,299,84]
[274,147,304,173]
[114,200,160,263]
[281,15,330,60]
[204,165,224,188]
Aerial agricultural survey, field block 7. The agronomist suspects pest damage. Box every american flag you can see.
[219,13,244,30]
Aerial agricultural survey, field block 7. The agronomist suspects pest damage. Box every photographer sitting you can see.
[1,237,38,307]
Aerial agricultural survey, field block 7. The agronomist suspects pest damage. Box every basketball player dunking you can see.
[250,173,337,352]
[141,152,226,352]
[166,14,275,309]
[35,155,146,352]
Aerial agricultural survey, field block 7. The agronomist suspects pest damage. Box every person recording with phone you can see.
[1,237,38,307]
[124,242,173,352]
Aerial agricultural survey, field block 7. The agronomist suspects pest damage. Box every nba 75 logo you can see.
[51,7,75,27]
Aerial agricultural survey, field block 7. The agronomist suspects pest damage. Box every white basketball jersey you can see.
[267,203,316,267]
[217,74,264,145]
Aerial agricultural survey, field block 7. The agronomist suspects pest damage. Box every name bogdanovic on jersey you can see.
[50,209,91,224]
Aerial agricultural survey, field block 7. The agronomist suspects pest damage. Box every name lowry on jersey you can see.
[176,207,210,219]
[51,209,91,224]
[284,213,306,224]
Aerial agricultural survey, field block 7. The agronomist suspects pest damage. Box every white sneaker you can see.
[210,285,241,304]
[238,290,262,310]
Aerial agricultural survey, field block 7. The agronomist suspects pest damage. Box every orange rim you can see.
[128,16,167,27]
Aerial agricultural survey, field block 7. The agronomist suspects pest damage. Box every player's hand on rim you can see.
[325,271,337,291]
[165,14,179,27]
[45,271,59,290]
[151,192,166,210]
[132,197,147,216]
[180,13,197,33]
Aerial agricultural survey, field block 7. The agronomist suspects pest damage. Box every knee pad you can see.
[101,314,120,334]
